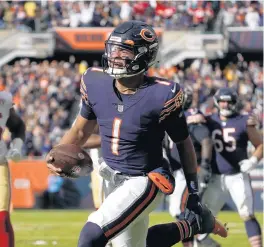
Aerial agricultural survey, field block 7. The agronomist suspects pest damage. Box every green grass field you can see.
[12,210,263,247]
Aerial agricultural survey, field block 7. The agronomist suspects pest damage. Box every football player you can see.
[165,85,218,247]
[47,21,226,247]
[199,88,263,247]
[0,91,25,247]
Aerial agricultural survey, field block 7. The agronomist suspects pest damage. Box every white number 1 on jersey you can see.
[111,118,122,155]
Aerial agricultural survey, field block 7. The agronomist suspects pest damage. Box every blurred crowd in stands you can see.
[0,55,262,157]
[0,1,262,32]
[0,58,87,157]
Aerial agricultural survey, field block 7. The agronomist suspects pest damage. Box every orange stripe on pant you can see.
[104,183,157,238]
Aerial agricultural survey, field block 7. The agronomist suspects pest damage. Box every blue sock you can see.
[245,218,262,238]
[78,222,108,247]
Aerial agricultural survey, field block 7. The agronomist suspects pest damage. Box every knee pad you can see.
[0,162,11,212]
[78,222,107,247]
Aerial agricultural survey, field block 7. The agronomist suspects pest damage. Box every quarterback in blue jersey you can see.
[47,21,227,247]
[200,88,263,247]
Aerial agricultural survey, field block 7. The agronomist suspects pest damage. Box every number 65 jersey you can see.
[206,113,255,175]
[80,68,188,176]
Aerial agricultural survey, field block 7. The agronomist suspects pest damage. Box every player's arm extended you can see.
[82,134,101,149]
[239,116,263,173]
[191,124,213,166]
[59,115,97,146]
[161,88,199,195]
[6,108,26,161]
[247,126,263,161]
[82,124,101,149]
[6,108,26,141]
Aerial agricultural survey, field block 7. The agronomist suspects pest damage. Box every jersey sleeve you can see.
[160,83,189,143]
[189,123,210,144]
[80,70,97,120]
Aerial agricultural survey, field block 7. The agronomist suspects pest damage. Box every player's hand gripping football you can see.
[46,152,64,177]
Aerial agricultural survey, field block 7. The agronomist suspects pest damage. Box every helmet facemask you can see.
[102,41,157,79]
[214,98,237,117]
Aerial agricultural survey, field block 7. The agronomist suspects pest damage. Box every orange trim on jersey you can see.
[164,89,182,107]
[156,80,171,86]
[160,103,177,117]
[104,183,156,238]
[159,107,178,122]
[180,187,189,212]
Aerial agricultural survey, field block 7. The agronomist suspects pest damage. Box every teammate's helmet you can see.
[102,21,159,79]
[183,85,193,110]
[214,88,238,117]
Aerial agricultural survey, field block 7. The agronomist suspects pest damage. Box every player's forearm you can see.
[82,134,101,149]
[177,136,198,174]
[60,126,91,146]
[177,136,199,194]
[59,116,97,146]
[252,144,263,161]
[11,120,25,141]
[201,137,212,165]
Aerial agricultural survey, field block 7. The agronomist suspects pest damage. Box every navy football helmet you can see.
[102,21,159,79]
[214,88,238,117]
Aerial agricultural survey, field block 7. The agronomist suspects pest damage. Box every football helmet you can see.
[102,21,159,79]
[183,84,193,110]
[214,88,238,117]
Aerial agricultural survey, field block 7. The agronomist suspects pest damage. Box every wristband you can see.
[185,172,199,194]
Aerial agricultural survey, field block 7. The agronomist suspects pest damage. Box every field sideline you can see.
[12,210,263,247]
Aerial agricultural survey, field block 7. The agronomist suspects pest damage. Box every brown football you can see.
[48,144,93,178]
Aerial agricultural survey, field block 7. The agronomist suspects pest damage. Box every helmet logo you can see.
[140,29,155,42]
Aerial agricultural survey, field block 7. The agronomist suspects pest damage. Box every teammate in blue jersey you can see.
[46,21,227,247]
[164,86,217,247]
[199,88,263,247]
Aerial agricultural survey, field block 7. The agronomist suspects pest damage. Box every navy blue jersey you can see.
[185,108,211,163]
[206,113,252,174]
[164,108,210,171]
[80,68,189,175]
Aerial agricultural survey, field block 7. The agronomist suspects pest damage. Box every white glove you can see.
[6,138,23,162]
[239,156,258,173]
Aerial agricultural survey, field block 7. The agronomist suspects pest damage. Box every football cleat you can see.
[212,221,228,238]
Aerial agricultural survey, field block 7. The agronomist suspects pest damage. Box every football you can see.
[48,144,93,178]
